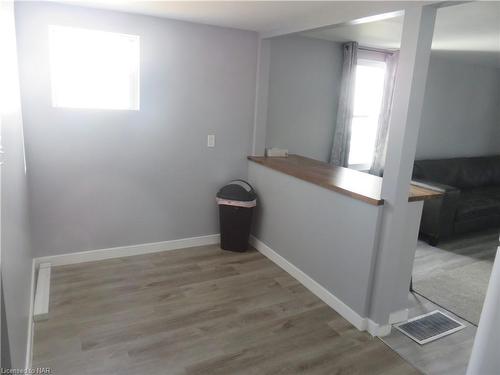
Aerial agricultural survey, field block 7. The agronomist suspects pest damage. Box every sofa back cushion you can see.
[413,156,500,189]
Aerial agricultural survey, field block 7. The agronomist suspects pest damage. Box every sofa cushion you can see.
[413,156,500,190]
[456,157,500,189]
[413,159,462,187]
[456,187,500,221]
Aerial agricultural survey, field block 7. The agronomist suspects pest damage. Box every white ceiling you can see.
[302,2,500,67]
[48,1,435,37]
[44,1,499,66]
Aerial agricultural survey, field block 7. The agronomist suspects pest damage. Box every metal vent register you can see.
[394,310,466,345]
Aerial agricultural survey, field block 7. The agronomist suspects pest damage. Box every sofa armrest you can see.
[412,179,461,244]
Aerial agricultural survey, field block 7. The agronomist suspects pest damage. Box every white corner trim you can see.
[250,236,369,332]
[389,308,409,324]
[25,259,36,370]
[367,319,392,337]
[34,234,220,267]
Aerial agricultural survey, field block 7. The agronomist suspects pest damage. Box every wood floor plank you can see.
[33,244,419,374]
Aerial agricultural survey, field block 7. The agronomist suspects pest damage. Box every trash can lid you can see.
[216,180,256,202]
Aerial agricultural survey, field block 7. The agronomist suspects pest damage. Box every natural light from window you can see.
[49,25,140,110]
[348,60,386,168]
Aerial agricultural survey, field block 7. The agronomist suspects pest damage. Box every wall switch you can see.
[207,134,215,148]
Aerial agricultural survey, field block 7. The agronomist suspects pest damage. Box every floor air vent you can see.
[394,310,466,345]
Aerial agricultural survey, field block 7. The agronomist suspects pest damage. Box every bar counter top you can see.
[248,154,442,206]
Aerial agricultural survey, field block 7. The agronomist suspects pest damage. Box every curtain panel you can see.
[330,41,358,167]
[369,51,399,176]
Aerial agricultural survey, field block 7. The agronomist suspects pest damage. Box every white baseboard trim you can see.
[25,234,219,368]
[367,319,392,337]
[33,263,51,322]
[250,235,393,337]
[250,236,367,331]
[25,260,36,369]
[34,234,220,267]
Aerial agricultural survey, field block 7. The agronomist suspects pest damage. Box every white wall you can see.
[416,54,500,160]
[0,1,33,368]
[265,35,343,162]
[14,2,258,257]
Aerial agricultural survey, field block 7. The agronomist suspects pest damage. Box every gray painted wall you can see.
[249,158,427,327]
[1,1,33,368]
[265,35,343,162]
[15,2,258,257]
[265,43,500,164]
[416,54,500,160]
[248,161,382,317]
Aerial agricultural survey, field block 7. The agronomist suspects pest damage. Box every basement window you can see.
[49,25,140,110]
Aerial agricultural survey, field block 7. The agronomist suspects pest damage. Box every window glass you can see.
[348,59,386,168]
[49,25,140,110]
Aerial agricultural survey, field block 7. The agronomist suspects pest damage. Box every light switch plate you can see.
[207,134,215,148]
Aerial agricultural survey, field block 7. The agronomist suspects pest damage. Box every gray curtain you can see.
[330,42,358,167]
[369,51,399,176]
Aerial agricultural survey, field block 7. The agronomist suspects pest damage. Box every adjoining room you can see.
[410,2,500,329]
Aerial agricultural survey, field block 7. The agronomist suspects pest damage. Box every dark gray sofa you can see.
[413,155,500,245]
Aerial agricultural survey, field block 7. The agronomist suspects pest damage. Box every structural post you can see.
[369,5,437,325]
[251,38,270,156]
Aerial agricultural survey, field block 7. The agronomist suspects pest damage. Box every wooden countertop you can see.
[248,155,442,206]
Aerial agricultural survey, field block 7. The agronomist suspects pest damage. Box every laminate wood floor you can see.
[33,245,419,375]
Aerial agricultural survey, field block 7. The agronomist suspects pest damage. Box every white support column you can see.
[369,6,437,324]
[251,38,270,156]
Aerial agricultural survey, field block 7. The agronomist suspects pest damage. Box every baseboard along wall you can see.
[25,260,36,370]
[25,233,220,369]
[249,236,392,337]
[25,232,393,369]
[33,234,221,267]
